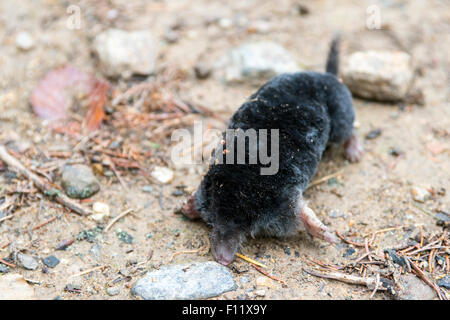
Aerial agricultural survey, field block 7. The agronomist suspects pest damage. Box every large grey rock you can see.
[61,164,100,199]
[341,50,414,102]
[131,261,237,300]
[215,41,300,85]
[396,274,437,300]
[17,253,39,270]
[93,29,157,78]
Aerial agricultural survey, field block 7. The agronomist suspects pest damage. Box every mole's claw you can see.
[299,205,336,244]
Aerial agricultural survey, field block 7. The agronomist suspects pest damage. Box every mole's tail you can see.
[325,34,340,76]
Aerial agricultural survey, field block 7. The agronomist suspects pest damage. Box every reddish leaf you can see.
[84,81,108,131]
[29,65,108,131]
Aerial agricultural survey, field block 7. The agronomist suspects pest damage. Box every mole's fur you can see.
[181,37,363,265]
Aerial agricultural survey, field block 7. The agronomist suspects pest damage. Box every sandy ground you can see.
[0,0,449,300]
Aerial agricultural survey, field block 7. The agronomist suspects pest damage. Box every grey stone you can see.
[93,29,158,78]
[396,274,437,300]
[0,264,9,273]
[131,261,237,300]
[89,244,102,261]
[61,165,100,199]
[42,255,60,268]
[437,275,450,289]
[215,41,300,85]
[106,286,120,296]
[17,253,39,270]
[341,50,414,102]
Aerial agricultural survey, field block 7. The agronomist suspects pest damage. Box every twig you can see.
[0,258,15,268]
[0,145,90,216]
[303,268,386,290]
[369,274,381,299]
[69,265,106,278]
[104,208,134,232]
[306,170,343,189]
[169,247,204,262]
[406,257,445,300]
[0,240,10,249]
[0,207,34,224]
[235,253,268,268]
[335,231,367,248]
[252,265,286,285]
[32,216,57,231]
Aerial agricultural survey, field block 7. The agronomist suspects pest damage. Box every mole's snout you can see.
[209,228,241,265]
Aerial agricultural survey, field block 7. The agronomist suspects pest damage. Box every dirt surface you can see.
[0,0,449,300]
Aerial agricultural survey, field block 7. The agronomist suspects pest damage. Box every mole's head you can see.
[194,169,249,266]
[209,222,245,265]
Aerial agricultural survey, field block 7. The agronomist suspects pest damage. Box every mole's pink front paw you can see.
[178,193,200,220]
[344,135,363,163]
[299,205,337,244]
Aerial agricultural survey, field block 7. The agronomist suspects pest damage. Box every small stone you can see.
[65,283,82,293]
[17,253,39,270]
[385,249,405,266]
[388,147,403,157]
[171,189,184,197]
[117,231,133,244]
[239,276,249,285]
[106,286,120,296]
[254,289,266,297]
[437,275,450,289]
[163,30,179,44]
[365,128,382,140]
[218,18,233,29]
[142,185,153,193]
[93,29,158,79]
[151,166,174,184]
[341,50,414,102]
[215,41,300,85]
[131,261,237,299]
[410,186,431,203]
[0,274,36,299]
[343,248,355,257]
[42,255,60,268]
[248,20,272,34]
[15,32,35,51]
[55,238,74,250]
[296,4,310,15]
[89,244,102,261]
[90,202,110,223]
[61,165,100,199]
[396,274,436,300]
[194,63,212,80]
[0,264,9,273]
[255,276,275,288]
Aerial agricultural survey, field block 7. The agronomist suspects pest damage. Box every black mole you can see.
[180,36,363,265]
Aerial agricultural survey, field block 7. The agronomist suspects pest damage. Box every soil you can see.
[0,0,449,300]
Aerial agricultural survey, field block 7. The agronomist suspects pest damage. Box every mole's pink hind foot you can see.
[299,205,337,244]
[344,134,363,163]
[178,193,200,220]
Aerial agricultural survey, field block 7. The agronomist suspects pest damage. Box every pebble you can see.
[151,166,174,184]
[61,165,100,199]
[142,185,153,193]
[194,63,212,80]
[0,274,36,299]
[437,275,450,289]
[17,253,39,270]
[15,32,35,51]
[255,276,275,288]
[164,30,179,44]
[42,255,60,268]
[341,50,414,102]
[215,41,300,85]
[254,289,266,297]
[0,264,9,273]
[239,276,250,285]
[93,29,158,78]
[396,274,436,300]
[90,202,110,223]
[89,244,102,261]
[106,286,120,296]
[117,231,133,244]
[365,128,382,140]
[131,261,237,299]
[248,20,272,34]
[410,186,431,203]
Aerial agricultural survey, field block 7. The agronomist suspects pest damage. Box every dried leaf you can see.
[30,65,108,131]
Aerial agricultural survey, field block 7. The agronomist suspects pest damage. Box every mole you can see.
[179,36,363,265]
